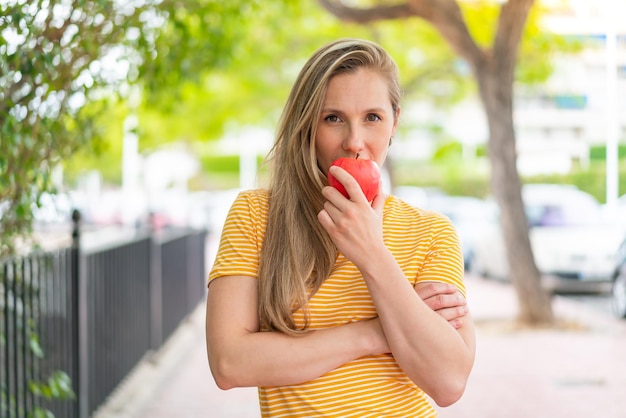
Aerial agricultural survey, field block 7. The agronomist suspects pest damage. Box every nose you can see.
[342,123,365,156]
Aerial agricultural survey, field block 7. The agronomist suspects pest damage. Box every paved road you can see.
[567,293,613,316]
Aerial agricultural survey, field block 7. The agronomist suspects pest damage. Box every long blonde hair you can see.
[258,38,402,335]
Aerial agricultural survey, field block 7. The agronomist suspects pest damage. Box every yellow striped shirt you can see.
[209,189,466,417]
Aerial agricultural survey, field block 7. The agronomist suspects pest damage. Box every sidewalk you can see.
[94,275,626,418]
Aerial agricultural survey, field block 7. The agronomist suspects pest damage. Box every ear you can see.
[391,106,401,136]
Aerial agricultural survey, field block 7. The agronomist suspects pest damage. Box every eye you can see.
[324,115,341,123]
[366,114,382,122]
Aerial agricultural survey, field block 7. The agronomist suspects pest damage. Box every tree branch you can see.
[317,0,485,71]
[409,0,484,69]
[317,0,414,23]
[493,0,535,77]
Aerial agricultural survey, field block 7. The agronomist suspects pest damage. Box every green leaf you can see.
[29,332,44,358]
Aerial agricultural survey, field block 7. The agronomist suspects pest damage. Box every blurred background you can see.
[4,0,624,308]
[2,0,626,417]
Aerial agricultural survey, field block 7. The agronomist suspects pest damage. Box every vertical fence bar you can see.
[33,253,43,416]
[72,210,88,418]
[70,209,89,418]
[2,262,11,418]
[186,231,207,312]
[11,261,19,418]
[1,264,4,418]
[22,258,30,416]
[28,256,39,416]
[86,251,96,417]
[150,231,162,351]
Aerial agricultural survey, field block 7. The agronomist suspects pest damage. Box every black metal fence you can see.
[1,213,208,418]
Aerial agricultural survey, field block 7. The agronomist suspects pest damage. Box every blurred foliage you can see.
[526,160,626,203]
[2,0,587,255]
[393,157,492,198]
[199,155,241,174]
[62,97,130,186]
[432,141,464,162]
[393,153,626,204]
[459,0,583,85]
[589,144,626,160]
[0,0,151,256]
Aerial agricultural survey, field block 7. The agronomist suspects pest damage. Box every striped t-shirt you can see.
[209,189,466,417]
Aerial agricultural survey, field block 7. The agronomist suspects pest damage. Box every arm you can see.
[206,275,469,391]
[360,251,475,407]
[205,275,389,390]
[318,167,475,407]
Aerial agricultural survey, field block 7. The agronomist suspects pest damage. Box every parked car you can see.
[602,193,626,230]
[425,195,497,271]
[471,184,624,293]
[611,236,626,318]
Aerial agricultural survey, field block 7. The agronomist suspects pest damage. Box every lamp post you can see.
[604,0,619,208]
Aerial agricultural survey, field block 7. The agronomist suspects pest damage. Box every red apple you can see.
[328,155,380,201]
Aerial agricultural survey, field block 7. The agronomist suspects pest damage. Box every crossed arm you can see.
[205,276,473,406]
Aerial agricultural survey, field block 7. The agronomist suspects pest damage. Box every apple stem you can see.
[356,153,360,160]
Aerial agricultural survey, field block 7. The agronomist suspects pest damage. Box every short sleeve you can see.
[415,215,467,298]
[208,190,268,286]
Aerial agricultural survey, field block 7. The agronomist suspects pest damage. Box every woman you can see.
[206,38,475,417]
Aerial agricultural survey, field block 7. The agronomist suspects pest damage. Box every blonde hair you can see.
[258,38,401,335]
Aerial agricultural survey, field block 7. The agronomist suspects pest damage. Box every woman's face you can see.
[315,68,399,176]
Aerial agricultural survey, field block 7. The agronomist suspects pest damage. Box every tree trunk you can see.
[474,58,553,325]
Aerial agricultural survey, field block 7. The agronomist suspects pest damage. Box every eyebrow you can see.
[320,107,389,114]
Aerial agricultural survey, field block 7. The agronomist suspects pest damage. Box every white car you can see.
[471,184,625,292]
[425,195,497,272]
[602,193,626,230]
[611,235,626,318]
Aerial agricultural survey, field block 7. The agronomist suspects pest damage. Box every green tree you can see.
[0,0,271,255]
[318,0,571,325]
[0,0,139,255]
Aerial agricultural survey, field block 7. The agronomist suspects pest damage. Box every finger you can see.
[434,305,470,323]
[424,293,467,312]
[451,318,464,329]
[321,185,347,207]
[321,199,344,224]
[414,281,458,300]
[328,166,367,202]
[318,198,356,234]
[371,180,386,211]
[317,208,334,231]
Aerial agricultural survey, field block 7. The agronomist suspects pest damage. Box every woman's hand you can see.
[317,166,387,269]
[414,281,469,329]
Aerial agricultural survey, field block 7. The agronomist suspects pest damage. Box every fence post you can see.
[187,230,207,312]
[71,209,88,418]
[150,221,163,351]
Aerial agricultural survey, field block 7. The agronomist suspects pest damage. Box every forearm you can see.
[360,249,475,406]
[207,317,383,389]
